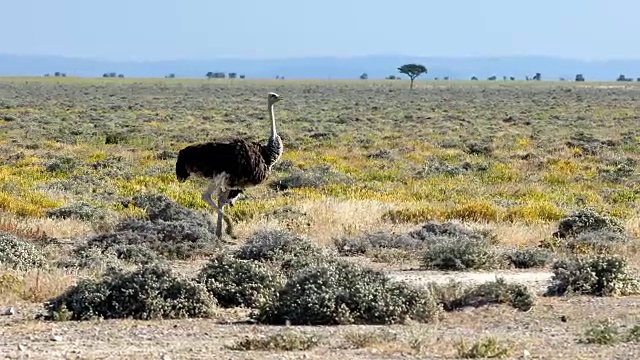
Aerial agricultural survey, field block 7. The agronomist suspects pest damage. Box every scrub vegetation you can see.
[1,77,639,359]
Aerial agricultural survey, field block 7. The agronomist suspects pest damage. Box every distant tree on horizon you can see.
[575,74,585,82]
[617,74,633,82]
[206,72,225,79]
[398,63,427,89]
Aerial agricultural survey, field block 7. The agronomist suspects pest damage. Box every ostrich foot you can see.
[224,220,237,239]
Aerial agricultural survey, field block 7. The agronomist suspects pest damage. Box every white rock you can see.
[49,335,63,342]
[4,307,15,315]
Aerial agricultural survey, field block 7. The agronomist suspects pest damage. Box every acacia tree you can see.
[398,63,427,89]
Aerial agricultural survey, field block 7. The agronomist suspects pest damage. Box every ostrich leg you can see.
[201,181,232,240]
[201,181,220,212]
[215,190,237,240]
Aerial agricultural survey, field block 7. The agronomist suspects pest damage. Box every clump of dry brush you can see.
[45,228,445,324]
[540,208,640,297]
[44,219,543,323]
[42,199,640,324]
[333,220,553,270]
[0,231,48,271]
[58,193,224,270]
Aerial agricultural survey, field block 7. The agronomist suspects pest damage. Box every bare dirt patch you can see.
[388,269,554,293]
[2,295,640,359]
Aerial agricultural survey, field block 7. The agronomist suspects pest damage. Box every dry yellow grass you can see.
[0,267,78,304]
[0,211,93,240]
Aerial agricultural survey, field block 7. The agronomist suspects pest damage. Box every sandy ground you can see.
[388,269,554,293]
[2,268,640,360]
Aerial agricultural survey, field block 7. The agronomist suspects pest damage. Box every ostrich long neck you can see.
[265,102,283,168]
[269,103,277,138]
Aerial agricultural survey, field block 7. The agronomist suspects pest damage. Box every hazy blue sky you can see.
[2,0,638,61]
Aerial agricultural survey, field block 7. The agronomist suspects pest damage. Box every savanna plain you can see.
[1,78,640,359]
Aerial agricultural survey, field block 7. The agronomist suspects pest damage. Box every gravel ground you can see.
[388,269,555,293]
[2,269,639,360]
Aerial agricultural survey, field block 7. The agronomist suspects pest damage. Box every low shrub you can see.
[455,336,512,359]
[195,253,284,308]
[0,231,47,271]
[579,320,640,345]
[553,208,625,239]
[269,165,352,191]
[236,229,323,262]
[45,262,217,320]
[334,221,499,267]
[545,255,640,297]
[227,329,321,351]
[432,278,535,312]
[235,229,329,275]
[46,202,111,222]
[503,247,554,269]
[66,193,225,262]
[566,230,630,255]
[421,235,502,271]
[80,223,218,261]
[410,221,495,242]
[60,243,158,270]
[580,320,621,345]
[463,141,494,156]
[332,231,423,256]
[44,155,79,174]
[253,260,441,325]
[125,193,218,233]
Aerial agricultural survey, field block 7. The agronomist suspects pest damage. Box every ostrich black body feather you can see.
[176,138,274,188]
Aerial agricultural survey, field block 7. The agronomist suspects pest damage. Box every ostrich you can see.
[175,92,284,240]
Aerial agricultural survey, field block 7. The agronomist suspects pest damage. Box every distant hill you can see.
[1,54,640,81]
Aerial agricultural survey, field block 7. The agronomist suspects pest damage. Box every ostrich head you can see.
[267,92,281,106]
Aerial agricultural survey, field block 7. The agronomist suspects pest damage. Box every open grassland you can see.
[1,78,640,359]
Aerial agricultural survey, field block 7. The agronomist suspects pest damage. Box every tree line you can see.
[205,72,245,79]
[360,63,640,88]
[40,64,640,85]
